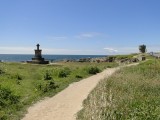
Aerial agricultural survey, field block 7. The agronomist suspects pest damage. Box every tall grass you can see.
[77,59,160,120]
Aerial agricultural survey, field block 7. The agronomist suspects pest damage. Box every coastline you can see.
[0,54,107,62]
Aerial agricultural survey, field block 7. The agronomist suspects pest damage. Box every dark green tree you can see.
[139,44,146,53]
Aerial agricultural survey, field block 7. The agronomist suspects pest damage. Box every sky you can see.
[0,0,160,55]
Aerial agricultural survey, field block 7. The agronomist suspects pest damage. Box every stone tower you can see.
[27,44,49,64]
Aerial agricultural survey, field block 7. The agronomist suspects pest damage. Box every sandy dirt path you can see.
[22,64,138,120]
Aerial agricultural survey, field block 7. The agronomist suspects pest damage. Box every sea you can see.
[0,54,106,62]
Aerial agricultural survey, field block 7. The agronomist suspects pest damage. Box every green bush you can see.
[44,70,52,80]
[88,66,100,74]
[36,80,59,93]
[10,73,24,80]
[58,67,71,78]
[43,81,59,93]
[16,74,23,80]
[0,64,6,75]
[0,86,20,108]
[0,86,20,120]
[75,75,83,78]
[0,69,5,74]
[0,110,7,120]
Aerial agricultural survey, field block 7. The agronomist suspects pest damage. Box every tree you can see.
[139,44,146,53]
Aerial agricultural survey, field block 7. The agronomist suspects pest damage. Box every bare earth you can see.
[22,64,138,120]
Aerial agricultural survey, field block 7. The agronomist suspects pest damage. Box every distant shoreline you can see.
[0,54,107,62]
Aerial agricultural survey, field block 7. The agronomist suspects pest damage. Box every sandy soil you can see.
[22,64,138,120]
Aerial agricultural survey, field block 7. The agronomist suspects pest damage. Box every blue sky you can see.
[0,0,160,55]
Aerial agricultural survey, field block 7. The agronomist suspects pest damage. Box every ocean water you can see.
[0,54,106,62]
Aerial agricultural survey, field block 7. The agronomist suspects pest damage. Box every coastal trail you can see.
[22,63,138,120]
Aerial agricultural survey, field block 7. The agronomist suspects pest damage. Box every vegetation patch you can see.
[77,59,160,120]
[44,70,53,80]
[58,67,71,78]
[87,66,101,74]
[0,86,21,120]
[0,61,118,120]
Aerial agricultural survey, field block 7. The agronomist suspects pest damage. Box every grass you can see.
[77,59,160,120]
[0,61,118,120]
[113,54,137,60]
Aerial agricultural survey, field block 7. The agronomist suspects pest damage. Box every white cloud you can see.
[80,33,94,38]
[0,47,33,54]
[46,36,68,40]
[104,47,118,52]
[118,47,138,54]
[146,46,160,52]
[103,46,139,55]
[46,32,107,41]
[103,46,160,55]
[75,32,102,39]
[43,48,103,55]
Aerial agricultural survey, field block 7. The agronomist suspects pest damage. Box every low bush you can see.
[0,69,5,75]
[75,75,83,78]
[0,86,20,120]
[36,80,59,93]
[16,74,23,80]
[0,86,20,107]
[44,70,52,80]
[43,81,59,93]
[58,67,71,78]
[10,73,24,80]
[87,66,100,74]
[0,64,6,75]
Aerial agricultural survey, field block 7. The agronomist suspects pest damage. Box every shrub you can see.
[43,81,59,93]
[48,81,58,89]
[0,69,5,75]
[10,73,24,80]
[44,70,52,80]
[75,75,83,78]
[58,67,71,78]
[88,66,100,74]
[0,64,7,75]
[0,110,7,120]
[0,86,20,108]
[16,74,23,80]
[0,86,21,120]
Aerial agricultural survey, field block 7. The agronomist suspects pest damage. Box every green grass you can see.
[113,54,137,60]
[77,59,160,120]
[0,61,118,120]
